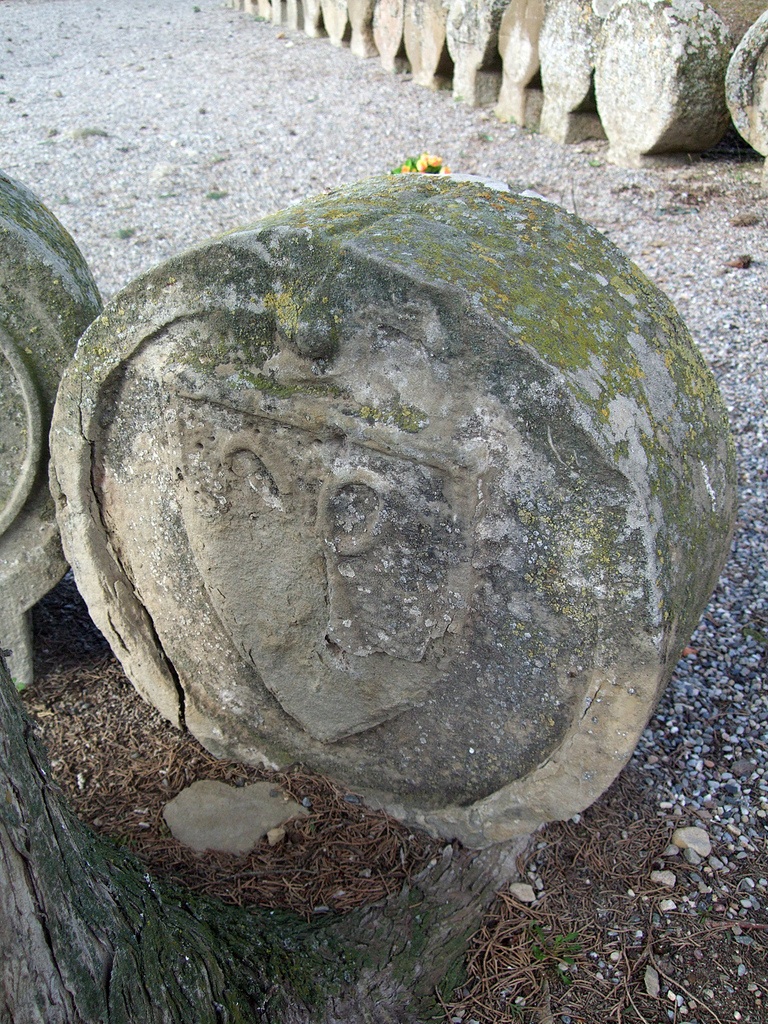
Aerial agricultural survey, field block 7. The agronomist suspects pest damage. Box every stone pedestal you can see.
[51,176,735,847]
[302,0,326,37]
[0,172,101,689]
[495,0,545,126]
[373,0,407,71]
[446,0,508,107]
[244,0,272,19]
[285,0,304,30]
[539,0,605,144]
[271,0,286,25]
[595,0,734,167]
[321,0,349,44]
[348,0,378,56]
[403,0,453,89]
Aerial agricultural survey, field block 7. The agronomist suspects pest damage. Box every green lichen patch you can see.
[357,399,428,433]
[233,369,347,401]
[1,172,102,401]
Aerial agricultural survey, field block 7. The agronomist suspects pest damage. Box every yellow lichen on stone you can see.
[264,289,302,336]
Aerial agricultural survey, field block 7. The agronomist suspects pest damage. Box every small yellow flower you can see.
[440,165,451,174]
[390,151,452,175]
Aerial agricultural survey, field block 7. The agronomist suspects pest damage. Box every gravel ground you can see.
[2,0,766,913]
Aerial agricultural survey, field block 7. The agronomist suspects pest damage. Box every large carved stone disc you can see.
[0,171,101,689]
[50,177,735,846]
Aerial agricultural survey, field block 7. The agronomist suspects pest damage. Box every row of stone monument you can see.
[1,168,736,847]
[233,0,768,180]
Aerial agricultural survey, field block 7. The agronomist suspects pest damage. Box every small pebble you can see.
[672,827,712,858]
[645,965,660,997]
[509,882,537,903]
[266,826,285,846]
[651,870,677,888]
[730,759,754,778]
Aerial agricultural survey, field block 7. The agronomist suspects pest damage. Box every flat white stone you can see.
[509,881,537,902]
[163,779,307,855]
[672,826,712,858]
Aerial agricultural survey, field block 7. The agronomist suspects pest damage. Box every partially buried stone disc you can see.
[0,171,101,688]
[726,9,768,166]
[50,176,735,846]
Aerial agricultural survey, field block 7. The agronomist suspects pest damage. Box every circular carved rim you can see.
[0,325,43,536]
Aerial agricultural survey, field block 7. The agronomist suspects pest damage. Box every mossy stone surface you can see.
[51,176,735,845]
[0,171,102,689]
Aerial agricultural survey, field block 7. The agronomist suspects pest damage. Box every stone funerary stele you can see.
[50,177,735,847]
[0,171,101,690]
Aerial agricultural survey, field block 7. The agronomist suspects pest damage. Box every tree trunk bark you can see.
[0,656,529,1023]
